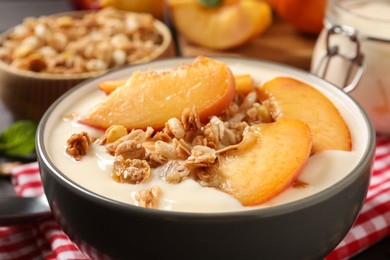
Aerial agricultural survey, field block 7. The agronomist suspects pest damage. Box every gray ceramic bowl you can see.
[36,57,376,260]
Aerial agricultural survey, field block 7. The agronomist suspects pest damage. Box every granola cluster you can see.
[0,8,163,74]
[65,132,91,161]
[65,90,272,208]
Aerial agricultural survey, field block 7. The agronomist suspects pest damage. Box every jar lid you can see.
[327,0,390,41]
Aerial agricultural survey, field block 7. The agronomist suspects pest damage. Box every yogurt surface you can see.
[45,59,367,213]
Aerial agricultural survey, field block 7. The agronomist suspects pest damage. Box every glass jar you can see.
[311,0,390,133]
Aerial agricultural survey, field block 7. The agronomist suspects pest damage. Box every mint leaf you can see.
[0,120,37,157]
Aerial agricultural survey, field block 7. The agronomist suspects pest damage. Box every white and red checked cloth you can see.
[1,135,390,260]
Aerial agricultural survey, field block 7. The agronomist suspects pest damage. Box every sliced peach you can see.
[98,80,126,95]
[257,77,352,153]
[83,56,235,130]
[99,74,254,95]
[235,74,254,95]
[217,118,312,206]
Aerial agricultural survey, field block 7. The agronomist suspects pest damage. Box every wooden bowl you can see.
[0,10,174,122]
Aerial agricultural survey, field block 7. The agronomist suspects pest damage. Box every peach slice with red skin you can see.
[98,80,126,95]
[257,77,352,153]
[217,118,312,206]
[98,74,254,96]
[82,56,235,130]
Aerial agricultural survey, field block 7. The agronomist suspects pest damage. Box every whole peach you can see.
[267,0,327,34]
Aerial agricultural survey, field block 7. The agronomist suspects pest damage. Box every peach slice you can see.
[257,77,352,153]
[168,0,272,50]
[83,56,235,130]
[235,74,254,95]
[98,74,254,95]
[98,80,126,95]
[217,118,312,206]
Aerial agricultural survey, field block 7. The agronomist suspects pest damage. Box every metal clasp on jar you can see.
[312,23,364,93]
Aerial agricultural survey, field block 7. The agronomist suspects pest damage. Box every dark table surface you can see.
[0,0,389,259]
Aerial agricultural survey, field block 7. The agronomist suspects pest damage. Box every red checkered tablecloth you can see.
[1,136,390,260]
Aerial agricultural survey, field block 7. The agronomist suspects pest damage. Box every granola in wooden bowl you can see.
[0,7,173,122]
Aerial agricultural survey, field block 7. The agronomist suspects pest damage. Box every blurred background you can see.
[0,0,389,258]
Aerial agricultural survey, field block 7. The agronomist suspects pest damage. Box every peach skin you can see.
[83,56,235,130]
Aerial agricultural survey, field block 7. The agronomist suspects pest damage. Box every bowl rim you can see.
[0,9,172,81]
[36,56,376,220]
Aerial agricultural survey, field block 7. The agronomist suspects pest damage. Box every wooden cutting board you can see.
[176,15,319,72]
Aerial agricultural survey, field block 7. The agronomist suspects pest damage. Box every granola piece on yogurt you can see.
[184,145,217,167]
[115,140,147,160]
[160,160,190,184]
[112,158,151,184]
[65,132,91,161]
[135,185,162,208]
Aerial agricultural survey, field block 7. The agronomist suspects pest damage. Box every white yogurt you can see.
[45,59,368,213]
